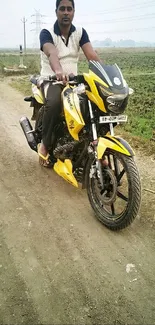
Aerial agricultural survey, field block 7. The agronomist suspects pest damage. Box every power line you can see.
[75,13,155,25]
[45,13,155,27]
[76,0,155,16]
[88,26,155,35]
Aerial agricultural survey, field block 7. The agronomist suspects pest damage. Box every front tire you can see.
[86,150,141,231]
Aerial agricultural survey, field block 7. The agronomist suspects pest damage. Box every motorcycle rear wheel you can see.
[86,149,141,231]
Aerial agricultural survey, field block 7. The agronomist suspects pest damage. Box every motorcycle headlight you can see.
[107,94,128,114]
[107,94,127,104]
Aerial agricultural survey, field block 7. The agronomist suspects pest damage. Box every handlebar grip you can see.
[49,75,57,81]
[69,75,77,82]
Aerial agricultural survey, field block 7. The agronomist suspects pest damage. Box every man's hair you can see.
[56,0,75,9]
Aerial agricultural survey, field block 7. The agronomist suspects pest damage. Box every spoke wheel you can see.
[86,149,141,230]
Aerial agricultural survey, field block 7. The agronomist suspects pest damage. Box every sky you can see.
[1,0,155,48]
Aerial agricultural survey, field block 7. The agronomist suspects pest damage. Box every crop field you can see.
[0,48,155,139]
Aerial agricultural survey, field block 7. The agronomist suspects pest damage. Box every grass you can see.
[123,74,155,139]
[1,48,155,148]
[0,53,40,75]
[10,76,32,96]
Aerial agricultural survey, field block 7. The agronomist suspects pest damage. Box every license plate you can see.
[99,115,128,124]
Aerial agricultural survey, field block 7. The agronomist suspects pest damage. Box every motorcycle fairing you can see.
[54,159,78,187]
[97,136,135,159]
[83,71,107,113]
[62,85,85,141]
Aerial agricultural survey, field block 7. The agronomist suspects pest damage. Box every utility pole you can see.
[21,17,27,54]
[31,10,46,49]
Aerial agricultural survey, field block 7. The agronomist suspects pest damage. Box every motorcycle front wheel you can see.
[86,149,141,231]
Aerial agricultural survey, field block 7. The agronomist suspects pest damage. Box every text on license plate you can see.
[99,115,128,124]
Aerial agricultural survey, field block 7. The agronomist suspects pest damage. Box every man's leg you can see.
[39,83,63,159]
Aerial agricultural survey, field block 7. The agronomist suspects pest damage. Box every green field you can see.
[1,48,155,140]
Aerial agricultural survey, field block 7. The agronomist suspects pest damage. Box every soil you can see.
[0,79,155,325]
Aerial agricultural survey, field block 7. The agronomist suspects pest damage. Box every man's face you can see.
[56,0,74,27]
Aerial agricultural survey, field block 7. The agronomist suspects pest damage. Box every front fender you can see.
[97,135,135,159]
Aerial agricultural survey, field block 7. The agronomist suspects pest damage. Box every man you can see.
[38,0,100,166]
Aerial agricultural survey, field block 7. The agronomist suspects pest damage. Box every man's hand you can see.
[55,69,68,84]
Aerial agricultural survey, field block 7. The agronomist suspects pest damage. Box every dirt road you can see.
[0,80,155,325]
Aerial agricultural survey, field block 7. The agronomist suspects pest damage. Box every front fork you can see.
[88,100,104,187]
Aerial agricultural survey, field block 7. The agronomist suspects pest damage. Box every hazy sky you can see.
[1,0,155,48]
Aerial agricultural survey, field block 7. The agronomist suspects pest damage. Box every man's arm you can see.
[79,28,101,62]
[81,42,101,61]
[40,29,65,80]
[42,43,63,77]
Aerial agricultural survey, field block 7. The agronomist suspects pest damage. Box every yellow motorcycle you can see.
[20,60,141,230]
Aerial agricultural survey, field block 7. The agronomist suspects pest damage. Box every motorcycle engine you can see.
[53,135,78,161]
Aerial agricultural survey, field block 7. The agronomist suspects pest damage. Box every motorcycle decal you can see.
[66,92,74,110]
[69,120,75,129]
[62,85,85,141]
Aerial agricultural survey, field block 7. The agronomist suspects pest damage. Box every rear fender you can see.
[97,135,134,159]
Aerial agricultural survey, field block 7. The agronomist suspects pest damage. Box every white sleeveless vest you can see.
[40,27,82,77]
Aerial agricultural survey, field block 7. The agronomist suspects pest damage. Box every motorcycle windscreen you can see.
[62,86,85,141]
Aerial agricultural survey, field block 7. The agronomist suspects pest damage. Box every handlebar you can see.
[48,74,79,83]
[32,75,85,88]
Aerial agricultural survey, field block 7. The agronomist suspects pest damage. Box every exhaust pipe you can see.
[19,116,38,152]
